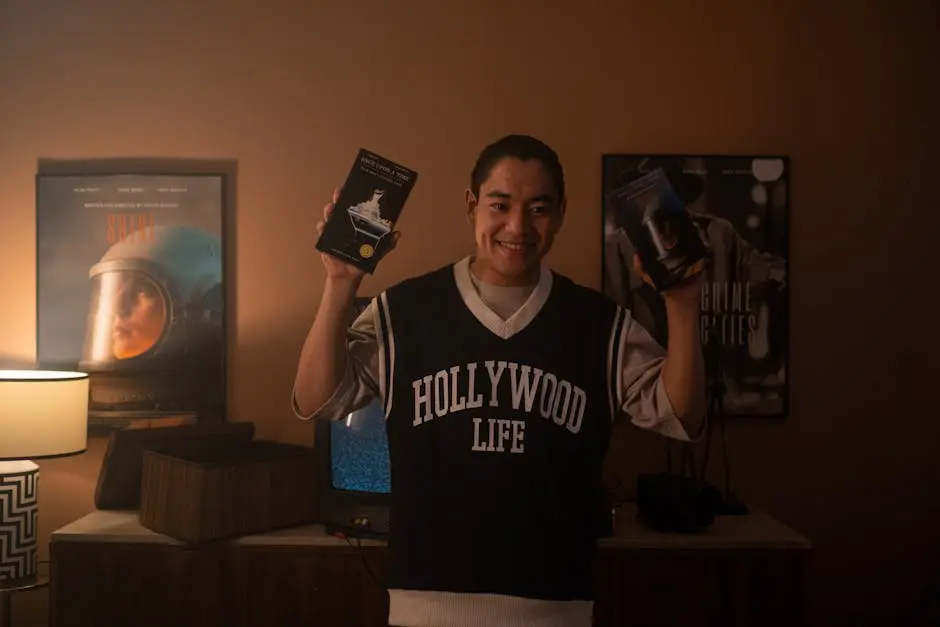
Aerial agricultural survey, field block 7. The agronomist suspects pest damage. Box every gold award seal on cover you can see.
[359,244,375,258]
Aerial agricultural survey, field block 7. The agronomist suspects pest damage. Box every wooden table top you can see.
[52,503,811,552]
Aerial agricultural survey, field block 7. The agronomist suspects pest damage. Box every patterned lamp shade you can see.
[0,370,89,582]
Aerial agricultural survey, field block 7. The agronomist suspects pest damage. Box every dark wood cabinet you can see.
[231,545,389,627]
[50,505,810,627]
[49,540,227,627]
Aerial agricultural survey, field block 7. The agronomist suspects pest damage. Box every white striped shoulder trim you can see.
[373,291,396,420]
[606,305,630,422]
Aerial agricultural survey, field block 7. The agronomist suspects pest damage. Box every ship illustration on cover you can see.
[346,188,394,250]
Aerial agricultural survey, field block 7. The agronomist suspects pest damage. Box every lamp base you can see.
[0,461,39,584]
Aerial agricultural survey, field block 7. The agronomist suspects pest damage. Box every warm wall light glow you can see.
[0,370,89,460]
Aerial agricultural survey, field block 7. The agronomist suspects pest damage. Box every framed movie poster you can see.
[601,155,789,418]
[36,169,228,430]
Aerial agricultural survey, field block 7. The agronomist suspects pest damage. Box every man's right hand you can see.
[317,187,402,281]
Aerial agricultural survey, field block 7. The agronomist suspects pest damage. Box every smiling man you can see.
[465,154,562,288]
[293,134,707,627]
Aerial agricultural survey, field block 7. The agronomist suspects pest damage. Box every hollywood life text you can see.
[700,280,756,345]
[411,360,586,454]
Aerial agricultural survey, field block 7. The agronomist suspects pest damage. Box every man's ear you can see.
[464,188,477,222]
[555,197,567,228]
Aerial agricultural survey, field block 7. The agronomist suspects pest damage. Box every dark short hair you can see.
[470,134,566,201]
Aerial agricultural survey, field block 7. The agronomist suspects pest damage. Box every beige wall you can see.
[1,0,937,624]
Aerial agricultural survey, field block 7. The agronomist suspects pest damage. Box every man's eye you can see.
[491,203,508,211]
[530,205,548,214]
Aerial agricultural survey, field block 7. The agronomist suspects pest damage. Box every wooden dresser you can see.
[49,504,811,627]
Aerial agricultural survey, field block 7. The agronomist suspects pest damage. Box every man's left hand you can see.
[632,254,704,306]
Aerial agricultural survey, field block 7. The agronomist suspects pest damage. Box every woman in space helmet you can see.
[78,225,225,421]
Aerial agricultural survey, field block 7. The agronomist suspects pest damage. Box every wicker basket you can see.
[139,439,317,544]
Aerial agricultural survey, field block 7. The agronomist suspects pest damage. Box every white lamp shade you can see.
[0,370,89,460]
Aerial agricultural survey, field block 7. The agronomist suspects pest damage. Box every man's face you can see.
[465,157,565,286]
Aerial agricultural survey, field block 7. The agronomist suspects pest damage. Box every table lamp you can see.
[0,370,88,584]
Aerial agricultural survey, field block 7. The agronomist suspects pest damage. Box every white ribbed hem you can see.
[388,588,593,627]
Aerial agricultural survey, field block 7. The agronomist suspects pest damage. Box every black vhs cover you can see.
[316,149,418,273]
